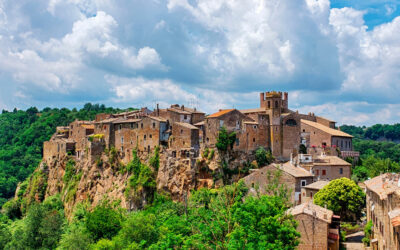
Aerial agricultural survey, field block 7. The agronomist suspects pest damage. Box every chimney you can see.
[156,103,159,116]
[181,105,184,111]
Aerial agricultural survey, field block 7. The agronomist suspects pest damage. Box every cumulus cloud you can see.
[1,0,400,125]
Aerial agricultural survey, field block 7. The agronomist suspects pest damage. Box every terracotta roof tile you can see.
[301,119,353,138]
[207,109,236,118]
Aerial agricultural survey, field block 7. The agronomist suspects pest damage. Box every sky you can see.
[1,0,400,126]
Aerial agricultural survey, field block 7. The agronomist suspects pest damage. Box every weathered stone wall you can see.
[295,213,329,250]
[137,117,161,152]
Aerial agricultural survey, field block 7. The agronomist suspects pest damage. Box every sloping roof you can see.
[112,118,141,124]
[194,121,204,126]
[148,116,167,122]
[276,162,313,178]
[95,117,119,124]
[240,108,266,114]
[317,116,335,123]
[364,173,400,200]
[288,202,333,224]
[304,180,330,190]
[167,108,192,115]
[174,122,199,130]
[301,119,353,138]
[81,124,94,129]
[207,109,236,118]
[183,107,205,114]
[312,155,352,166]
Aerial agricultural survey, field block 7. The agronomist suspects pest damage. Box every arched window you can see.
[285,119,297,126]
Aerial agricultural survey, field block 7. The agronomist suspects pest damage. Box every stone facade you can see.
[298,155,352,181]
[242,162,314,205]
[365,173,400,250]
[289,202,340,250]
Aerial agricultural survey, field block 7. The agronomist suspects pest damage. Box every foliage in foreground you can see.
[0,182,300,249]
[314,178,365,221]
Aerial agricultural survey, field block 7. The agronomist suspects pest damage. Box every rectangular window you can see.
[301,180,307,187]
[121,137,124,144]
[235,138,239,146]
[153,122,156,129]
[220,120,224,128]
[340,168,343,174]
[119,124,122,130]
[130,123,134,129]
[322,170,326,176]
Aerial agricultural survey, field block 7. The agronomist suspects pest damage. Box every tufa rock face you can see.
[24,147,256,217]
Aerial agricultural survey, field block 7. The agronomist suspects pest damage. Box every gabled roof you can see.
[148,116,167,122]
[95,117,119,124]
[194,121,205,126]
[174,122,199,130]
[288,202,333,224]
[167,108,192,115]
[304,180,330,190]
[112,118,141,124]
[312,155,352,166]
[301,119,353,138]
[207,109,236,118]
[276,162,313,178]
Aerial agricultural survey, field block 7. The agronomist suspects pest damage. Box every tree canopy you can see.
[314,178,365,221]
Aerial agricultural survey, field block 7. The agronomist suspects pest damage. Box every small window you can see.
[141,123,143,129]
[235,138,240,146]
[268,101,271,108]
[220,120,224,128]
[121,137,124,144]
[130,123,134,129]
[150,134,152,139]
[285,119,297,126]
[104,125,106,130]
[183,141,185,145]
[340,168,343,174]
[322,170,326,176]
[253,138,255,143]
[206,137,209,143]
[301,180,307,187]
[144,135,146,140]
[310,192,313,198]
[153,122,156,129]
[184,115,187,120]
[253,125,257,129]
[181,129,183,134]
[303,129,305,132]
[119,124,122,130]
[121,146,124,151]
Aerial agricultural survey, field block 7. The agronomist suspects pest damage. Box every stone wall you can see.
[295,213,329,250]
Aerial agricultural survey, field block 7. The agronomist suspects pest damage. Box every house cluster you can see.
[364,173,400,249]
[42,91,360,250]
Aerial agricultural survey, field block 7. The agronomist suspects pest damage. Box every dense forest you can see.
[340,124,400,181]
[0,104,126,206]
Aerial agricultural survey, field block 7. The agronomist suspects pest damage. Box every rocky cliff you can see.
[20,147,256,217]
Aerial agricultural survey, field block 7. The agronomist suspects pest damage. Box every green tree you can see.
[314,178,365,221]
[215,126,236,152]
[84,205,123,241]
[255,147,274,167]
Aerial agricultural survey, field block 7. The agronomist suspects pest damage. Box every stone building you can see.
[170,122,199,150]
[297,154,352,181]
[365,173,400,250]
[136,116,169,152]
[154,104,205,125]
[301,180,330,204]
[69,120,95,159]
[242,162,314,205]
[241,91,313,160]
[112,118,141,163]
[289,202,340,250]
[301,119,354,153]
[204,109,255,150]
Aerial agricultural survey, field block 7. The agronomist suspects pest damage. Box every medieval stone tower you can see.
[259,91,289,157]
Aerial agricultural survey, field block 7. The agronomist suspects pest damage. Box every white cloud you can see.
[0,10,164,93]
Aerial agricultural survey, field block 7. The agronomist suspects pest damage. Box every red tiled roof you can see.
[207,109,235,118]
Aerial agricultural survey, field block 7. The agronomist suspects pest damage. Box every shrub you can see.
[216,127,236,152]
[255,147,274,167]
[362,220,373,246]
[84,205,123,241]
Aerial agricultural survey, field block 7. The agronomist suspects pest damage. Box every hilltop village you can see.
[43,91,361,249]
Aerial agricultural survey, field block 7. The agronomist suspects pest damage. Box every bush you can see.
[216,126,236,152]
[255,147,274,167]
[84,205,123,241]
[362,220,373,246]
